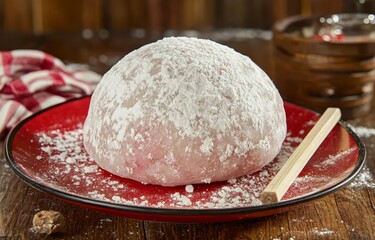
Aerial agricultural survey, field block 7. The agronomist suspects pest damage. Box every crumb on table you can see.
[31,210,65,235]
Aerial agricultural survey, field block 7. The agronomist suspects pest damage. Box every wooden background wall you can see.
[0,0,309,34]
[1,0,372,35]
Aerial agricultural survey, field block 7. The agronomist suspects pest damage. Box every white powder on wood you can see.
[349,167,375,188]
[349,125,375,138]
[345,124,375,188]
[310,227,335,236]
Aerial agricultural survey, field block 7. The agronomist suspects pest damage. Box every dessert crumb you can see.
[185,184,194,193]
[31,210,65,235]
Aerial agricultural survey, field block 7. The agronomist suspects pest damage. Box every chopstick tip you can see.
[326,107,342,117]
[259,191,279,204]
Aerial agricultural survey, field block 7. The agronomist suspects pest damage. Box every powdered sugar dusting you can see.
[30,124,362,209]
[314,148,356,168]
[349,167,375,188]
[171,192,192,206]
[345,124,375,188]
[83,37,286,186]
[185,184,194,193]
[349,125,375,138]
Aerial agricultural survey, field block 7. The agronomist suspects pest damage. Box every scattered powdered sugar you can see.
[314,148,356,168]
[196,174,267,208]
[66,157,76,164]
[33,124,364,209]
[305,120,316,126]
[344,124,375,188]
[349,167,375,188]
[83,165,98,173]
[185,184,194,193]
[310,227,335,236]
[38,128,87,176]
[286,136,303,144]
[349,125,375,138]
[294,175,320,183]
[171,192,192,206]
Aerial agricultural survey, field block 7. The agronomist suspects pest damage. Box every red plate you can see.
[5,96,365,223]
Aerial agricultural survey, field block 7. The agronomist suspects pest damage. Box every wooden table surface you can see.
[1,31,374,240]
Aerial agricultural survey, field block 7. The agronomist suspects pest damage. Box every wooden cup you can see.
[273,15,375,119]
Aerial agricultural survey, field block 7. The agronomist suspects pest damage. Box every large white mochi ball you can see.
[83,37,287,187]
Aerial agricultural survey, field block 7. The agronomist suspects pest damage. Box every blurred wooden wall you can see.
[0,0,372,34]
[0,0,300,34]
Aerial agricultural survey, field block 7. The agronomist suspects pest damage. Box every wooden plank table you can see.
[0,32,374,240]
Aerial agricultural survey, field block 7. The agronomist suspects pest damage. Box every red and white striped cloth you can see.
[0,50,101,138]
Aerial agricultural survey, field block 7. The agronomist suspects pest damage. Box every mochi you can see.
[83,37,286,187]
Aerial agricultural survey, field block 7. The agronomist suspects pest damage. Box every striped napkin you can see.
[0,50,101,138]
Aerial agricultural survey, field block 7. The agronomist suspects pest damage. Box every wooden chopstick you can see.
[259,107,341,204]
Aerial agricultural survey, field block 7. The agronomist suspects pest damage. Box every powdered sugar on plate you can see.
[29,122,362,209]
[314,148,357,169]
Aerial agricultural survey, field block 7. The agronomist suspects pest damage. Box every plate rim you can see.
[4,96,367,217]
